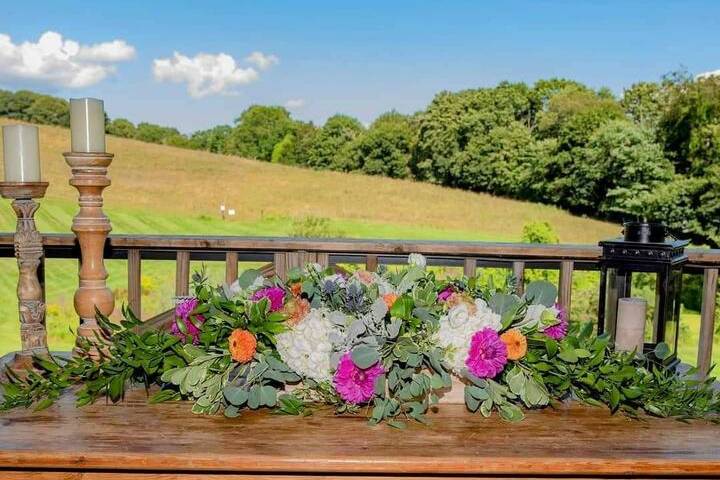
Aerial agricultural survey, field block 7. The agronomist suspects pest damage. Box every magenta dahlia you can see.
[171,297,205,344]
[465,328,508,378]
[251,286,286,312]
[543,304,568,340]
[333,352,384,404]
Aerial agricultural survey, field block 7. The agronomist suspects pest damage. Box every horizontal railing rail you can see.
[0,233,718,376]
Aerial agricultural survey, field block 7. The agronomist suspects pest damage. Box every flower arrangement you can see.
[2,256,719,426]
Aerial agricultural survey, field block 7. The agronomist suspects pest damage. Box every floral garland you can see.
[1,256,719,426]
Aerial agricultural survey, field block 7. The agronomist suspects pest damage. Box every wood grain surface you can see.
[1,388,719,478]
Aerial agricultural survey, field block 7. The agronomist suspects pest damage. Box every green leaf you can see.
[248,385,261,409]
[223,386,248,406]
[351,345,380,369]
[499,403,525,422]
[261,385,277,407]
[507,368,526,396]
[390,295,414,319]
[465,387,481,411]
[524,281,557,307]
[558,347,578,363]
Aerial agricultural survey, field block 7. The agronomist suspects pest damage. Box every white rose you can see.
[447,303,471,328]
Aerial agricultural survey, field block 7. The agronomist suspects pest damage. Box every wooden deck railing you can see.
[0,233,718,375]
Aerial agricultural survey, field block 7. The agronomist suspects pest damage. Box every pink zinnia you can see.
[466,328,508,378]
[333,352,384,404]
[544,304,568,340]
[171,297,205,344]
[437,286,455,302]
[251,286,286,312]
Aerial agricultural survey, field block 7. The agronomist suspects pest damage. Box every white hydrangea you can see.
[436,299,502,374]
[276,308,337,382]
[407,253,427,269]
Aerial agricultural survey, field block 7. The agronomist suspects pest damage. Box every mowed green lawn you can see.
[0,121,716,369]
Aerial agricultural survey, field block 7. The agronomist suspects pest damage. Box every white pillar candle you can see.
[2,125,41,182]
[615,297,647,354]
[70,98,106,153]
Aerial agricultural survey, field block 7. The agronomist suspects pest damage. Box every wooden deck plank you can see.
[1,389,719,477]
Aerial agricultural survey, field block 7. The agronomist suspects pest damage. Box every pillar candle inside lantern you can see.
[70,98,106,153]
[2,125,41,182]
[615,297,647,354]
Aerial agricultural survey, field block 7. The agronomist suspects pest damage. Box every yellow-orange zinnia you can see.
[229,329,257,363]
[383,293,399,309]
[500,328,527,360]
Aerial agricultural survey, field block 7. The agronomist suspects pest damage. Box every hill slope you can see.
[0,121,618,242]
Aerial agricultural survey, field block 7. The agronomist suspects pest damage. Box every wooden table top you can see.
[1,388,719,478]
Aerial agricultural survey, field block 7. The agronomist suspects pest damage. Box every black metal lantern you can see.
[597,222,689,365]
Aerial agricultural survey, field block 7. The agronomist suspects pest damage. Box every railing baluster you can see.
[513,261,525,295]
[559,260,574,315]
[697,268,718,378]
[464,258,477,277]
[225,252,238,284]
[273,252,287,281]
[127,249,141,318]
[366,254,378,272]
[175,251,190,297]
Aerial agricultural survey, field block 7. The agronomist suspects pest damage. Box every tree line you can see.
[1,73,719,246]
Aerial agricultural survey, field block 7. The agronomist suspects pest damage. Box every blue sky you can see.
[2,1,719,132]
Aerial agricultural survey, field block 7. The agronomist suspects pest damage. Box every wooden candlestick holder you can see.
[63,152,114,354]
[0,181,49,363]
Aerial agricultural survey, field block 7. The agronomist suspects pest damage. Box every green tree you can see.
[3,90,38,120]
[658,75,720,175]
[135,122,181,144]
[190,125,232,153]
[271,121,318,165]
[335,112,415,177]
[227,105,294,161]
[622,81,669,129]
[411,82,534,185]
[451,121,552,196]
[536,86,624,150]
[107,118,137,138]
[550,120,673,216]
[25,95,70,126]
[306,114,364,170]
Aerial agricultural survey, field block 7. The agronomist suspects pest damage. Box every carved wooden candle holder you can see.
[0,181,49,361]
[63,152,114,354]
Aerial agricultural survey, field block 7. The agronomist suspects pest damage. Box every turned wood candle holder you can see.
[0,181,49,362]
[63,152,114,354]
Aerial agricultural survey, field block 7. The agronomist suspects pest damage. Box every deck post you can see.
[697,268,718,378]
[64,152,115,355]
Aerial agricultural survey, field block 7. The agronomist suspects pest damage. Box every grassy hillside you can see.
[2,121,714,368]
[0,121,618,242]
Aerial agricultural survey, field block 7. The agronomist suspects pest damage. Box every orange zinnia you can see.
[500,328,527,360]
[229,329,257,363]
[383,293,399,309]
[290,282,302,297]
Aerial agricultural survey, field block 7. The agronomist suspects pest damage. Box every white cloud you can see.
[153,52,259,98]
[284,98,305,110]
[245,51,279,70]
[76,39,135,62]
[696,69,720,80]
[0,31,135,88]
[154,50,279,98]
